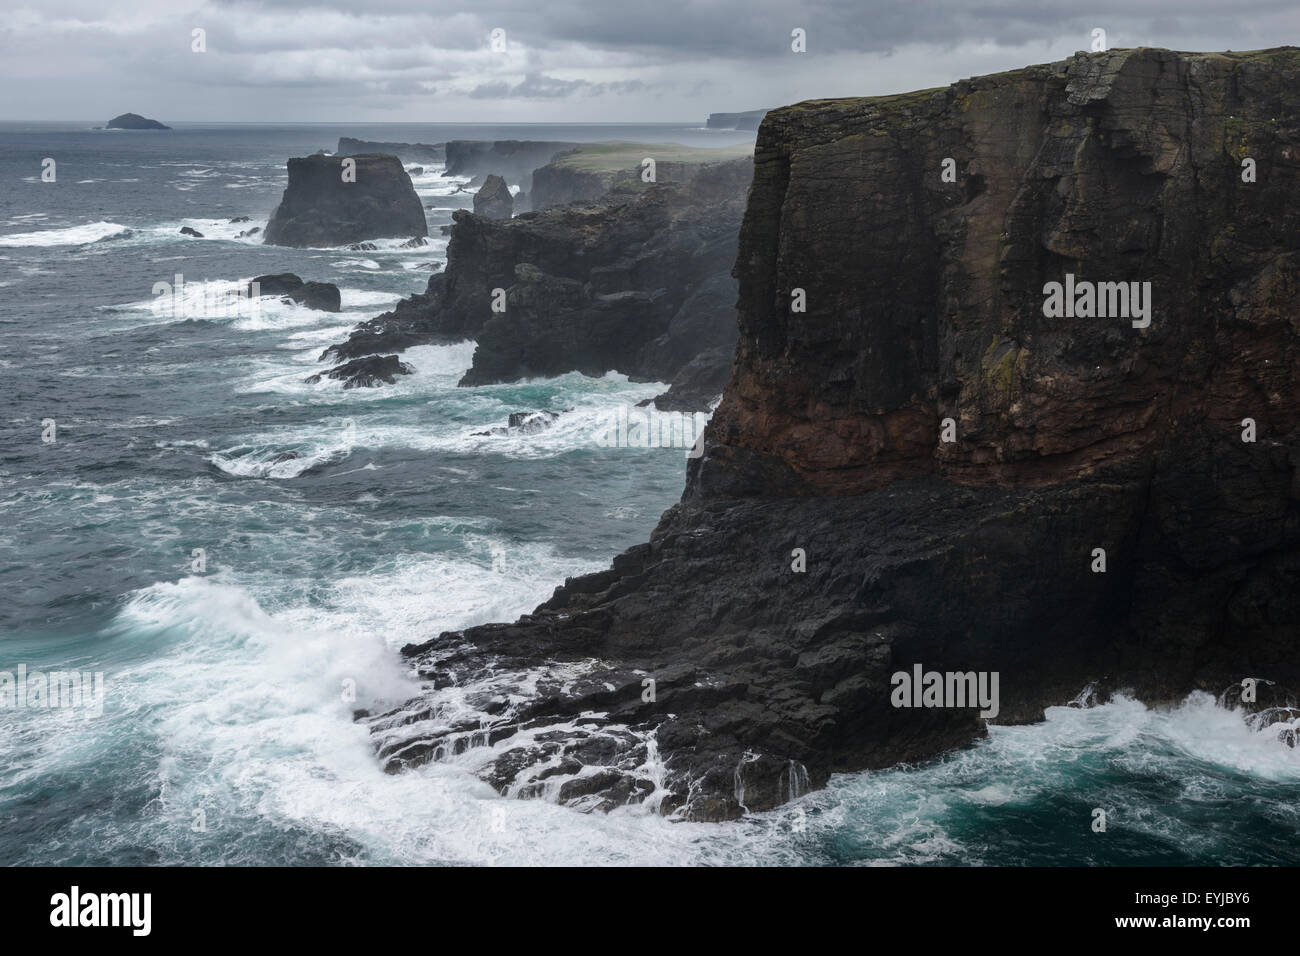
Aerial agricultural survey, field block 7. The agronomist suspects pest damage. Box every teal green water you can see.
[2,123,1298,865]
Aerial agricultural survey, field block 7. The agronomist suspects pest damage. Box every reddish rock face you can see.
[370,48,1300,820]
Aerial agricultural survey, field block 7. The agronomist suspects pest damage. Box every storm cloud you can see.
[3,0,1297,120]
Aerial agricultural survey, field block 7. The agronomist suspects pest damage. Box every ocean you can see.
[1,121,1298,866]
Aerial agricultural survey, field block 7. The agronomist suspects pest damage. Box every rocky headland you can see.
[365,47,1300,820]
[317,149,752,403]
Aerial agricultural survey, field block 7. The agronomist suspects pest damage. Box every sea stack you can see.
[472,174,513,219]
[263,154,427,248]
[368,47,1300,820]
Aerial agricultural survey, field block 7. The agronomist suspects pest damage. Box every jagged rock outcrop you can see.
[443,140,582,191]
[368,47,1300,821]
[304,354,413,388]
[105,112,169,130]
[456,159,749,391]
[473,175,513,219]
[247,273,341,312]
[263,154,426,248]
[318,158,751,403]
[337,137,444,163]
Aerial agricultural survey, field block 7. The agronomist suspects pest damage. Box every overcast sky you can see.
[3,0,1298,123]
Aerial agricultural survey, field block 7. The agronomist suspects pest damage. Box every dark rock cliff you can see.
[319,157,751,401]
[263,154,426,248]
[458,158,750,389]
[367,47,1300,821]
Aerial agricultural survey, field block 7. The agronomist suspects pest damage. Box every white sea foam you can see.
[7,557,732,865]
[0,220,129,247]
[105,279,387,332]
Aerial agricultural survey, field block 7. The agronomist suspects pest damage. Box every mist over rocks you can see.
[263,154,427,248]
[442,140,583,191]
[370,47,1300,820]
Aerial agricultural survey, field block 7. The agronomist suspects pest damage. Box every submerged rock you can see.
[471,408,572,437]
[305,354,413,388]
[247,273,341,312]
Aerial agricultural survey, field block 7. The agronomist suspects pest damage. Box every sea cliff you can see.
[368,47,1300,819]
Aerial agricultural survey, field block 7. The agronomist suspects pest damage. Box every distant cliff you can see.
[706,109,767,130]
[263,154,426,248]
[336,137,444,163]
[442,140,582,192]
[370,47,1300,820]
[528,141,754,209]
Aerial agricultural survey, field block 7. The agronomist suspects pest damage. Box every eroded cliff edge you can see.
[369,47,1300,820]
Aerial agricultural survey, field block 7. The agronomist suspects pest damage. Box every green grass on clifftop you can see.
[546,141,754,172]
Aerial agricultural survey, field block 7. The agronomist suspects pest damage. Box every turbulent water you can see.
[1,121,1298,866]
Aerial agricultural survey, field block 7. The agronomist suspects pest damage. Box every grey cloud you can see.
[468,73,645,99]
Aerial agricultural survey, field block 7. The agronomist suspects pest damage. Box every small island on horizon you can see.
[103,112,170,130]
